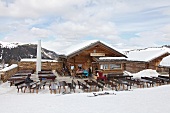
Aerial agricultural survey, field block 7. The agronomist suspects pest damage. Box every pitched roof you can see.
[60,40,127,58]
[125,47,169,62]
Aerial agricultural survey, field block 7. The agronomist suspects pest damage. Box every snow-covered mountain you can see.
[0,41,19,48]
[0,42,59,64]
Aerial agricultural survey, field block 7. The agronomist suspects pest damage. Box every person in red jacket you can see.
[97,70,107,81]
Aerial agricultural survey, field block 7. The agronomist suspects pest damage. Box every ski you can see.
[87,92,116,97]
[62,92,71,95]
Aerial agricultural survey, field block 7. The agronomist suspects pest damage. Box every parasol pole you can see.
[36,40,42,76]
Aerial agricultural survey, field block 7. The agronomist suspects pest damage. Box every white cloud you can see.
[30,27,51,38]
[0,0,170,53]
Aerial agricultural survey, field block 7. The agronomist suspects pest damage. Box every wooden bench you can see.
[158,75,170,84]
[97,79,105,86]
[154,77,170,84]
[23,81,39,93]
[66,80,77,93]
[141,77,160,86]
[104,80,117,91]
[31,81,47,93]
[84,80,97,92]
[119,78,134,89]
[77,80,89,92]
[91,80,104,91]
[139,78,154,87]
[112,79,131,90]
[14,80,26,93]
[129,78,144,88]
[107,73,124,80]
[81,83,89,92]
[8,77,26,86]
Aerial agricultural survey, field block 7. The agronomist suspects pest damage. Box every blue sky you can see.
[0,0,170,53]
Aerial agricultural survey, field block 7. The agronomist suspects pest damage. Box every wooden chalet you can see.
[125,48,170,73]
[61,40,127,76]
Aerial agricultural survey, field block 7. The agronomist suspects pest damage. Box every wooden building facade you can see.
[64,41,127,75]
[18,59,63,72]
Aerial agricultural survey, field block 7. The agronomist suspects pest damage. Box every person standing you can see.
[88,67,92,77]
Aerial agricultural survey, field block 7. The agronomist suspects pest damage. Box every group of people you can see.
[73,66,107,81]
[23,68,106,94]
[75,66,92,78]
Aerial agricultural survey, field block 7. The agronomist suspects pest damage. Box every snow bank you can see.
[159,55,170,67]
[21,58,58,62]
[124,69,159,78]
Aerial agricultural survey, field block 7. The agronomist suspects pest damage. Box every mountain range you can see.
[0,42,58,64]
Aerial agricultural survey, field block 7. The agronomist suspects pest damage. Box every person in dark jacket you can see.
[25,74,33,86]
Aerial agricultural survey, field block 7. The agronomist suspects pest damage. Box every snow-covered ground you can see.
[0,83,170,113]
[0,69,170,113]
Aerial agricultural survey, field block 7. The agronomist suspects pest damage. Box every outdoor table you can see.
[38,71,53,74]
[38,74,56,81]
[12,73,32,77]
[8,76,26,86]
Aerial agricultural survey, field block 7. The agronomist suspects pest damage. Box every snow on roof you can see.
[99,57,127,60]
[59,40,124,56]
[159,55,170,67]
[20,58,58,62]
[0,64,18,72]
[125,47,169,62]
[126,69,160,78]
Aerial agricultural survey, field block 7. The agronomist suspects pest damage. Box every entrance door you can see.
[92,62,99,76]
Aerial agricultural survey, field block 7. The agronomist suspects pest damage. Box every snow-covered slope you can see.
[0,42,58,63]
[0,41,20,48]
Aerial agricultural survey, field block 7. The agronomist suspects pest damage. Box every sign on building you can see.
[90,53,105,56]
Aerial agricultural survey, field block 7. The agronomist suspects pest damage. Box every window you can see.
[71,66,74,70]
[100,64,109,69]
[110,64,121,69]
[100,63,122,70]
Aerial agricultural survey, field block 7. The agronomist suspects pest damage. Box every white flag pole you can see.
[36,40,42,76]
